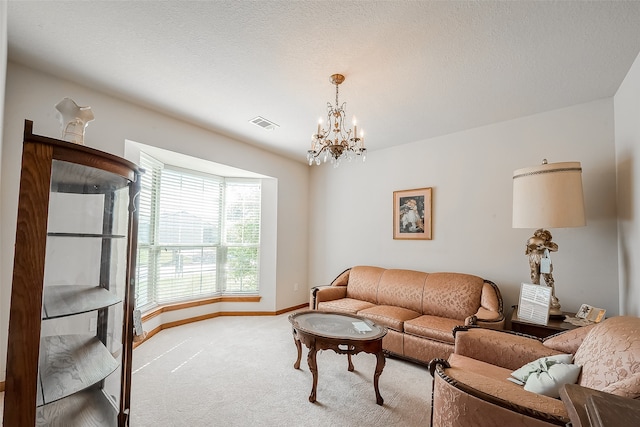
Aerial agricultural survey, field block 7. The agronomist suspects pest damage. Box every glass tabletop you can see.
[289,311,387,340]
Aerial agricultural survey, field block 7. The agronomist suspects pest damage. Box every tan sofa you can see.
[310,266,504,364]
[429,315,640,426]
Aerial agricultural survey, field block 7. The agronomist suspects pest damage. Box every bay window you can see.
[135,152,261,311]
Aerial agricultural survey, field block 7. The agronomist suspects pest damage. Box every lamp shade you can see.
[513,161,586,229]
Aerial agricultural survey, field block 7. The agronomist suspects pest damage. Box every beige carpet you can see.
[130,312,433,426]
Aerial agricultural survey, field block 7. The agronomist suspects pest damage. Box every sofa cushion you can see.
[357,305,420,332]
[443,354,569,421]
[449,353,516,382]
[422,273,484,319]
[574,316,640,398]
[317,298,375,315]
[376,269,427,313]
[404,315,460,344]
[345,266,385,304]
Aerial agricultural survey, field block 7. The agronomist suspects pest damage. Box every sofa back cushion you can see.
[376,269,428,313]
[422,273,484,319]
[574,316,640,398]
[345,266,385,304]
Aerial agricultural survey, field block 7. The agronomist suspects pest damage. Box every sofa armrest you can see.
[465,308,505,330]
[310,285,347,309]
[466,280,505,329]
[542,322,597,354]
[453,326,565,371]
[309,268,352,309]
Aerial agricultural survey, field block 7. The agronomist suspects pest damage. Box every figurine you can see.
[526,228,561,312]
[55,97,94,145]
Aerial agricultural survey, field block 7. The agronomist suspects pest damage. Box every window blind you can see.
[135,154,162,309]
[223,180,261,293]
[154,166,222,304]
[135,153,261,311]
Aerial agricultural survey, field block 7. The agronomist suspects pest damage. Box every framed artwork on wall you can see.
[393,187,432,240]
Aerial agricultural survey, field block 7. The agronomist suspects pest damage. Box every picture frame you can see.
[393,187,432,240]
[517,283,552,326]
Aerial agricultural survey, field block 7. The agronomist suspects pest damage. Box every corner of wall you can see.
[0,0,9,384]
[613,49,640,316]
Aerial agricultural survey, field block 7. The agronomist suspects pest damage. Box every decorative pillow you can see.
[509,354,581,398]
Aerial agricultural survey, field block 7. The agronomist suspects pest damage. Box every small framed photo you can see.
[393,187,432,240]
[576,304,606,323]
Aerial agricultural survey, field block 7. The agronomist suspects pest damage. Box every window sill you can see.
[141,295,261,322]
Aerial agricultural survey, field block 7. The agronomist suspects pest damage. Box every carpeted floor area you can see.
[130,312,433,426]
[0,312,433,426]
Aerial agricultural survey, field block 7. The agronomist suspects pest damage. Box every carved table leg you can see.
[307,340,318,403]
[347,353,354,372]
[293,329,302,369]
[373,350,386,405]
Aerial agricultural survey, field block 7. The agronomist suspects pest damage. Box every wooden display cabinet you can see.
[3,120,141,426]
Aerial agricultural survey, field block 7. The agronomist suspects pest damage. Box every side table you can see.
[560,383,640,427]
[509,305,578,338]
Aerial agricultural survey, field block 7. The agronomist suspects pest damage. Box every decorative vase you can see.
[54,97,94,145]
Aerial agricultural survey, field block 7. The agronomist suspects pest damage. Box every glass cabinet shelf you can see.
[37,335,119,406]
[47,232,126,238]
[36,387,118,426]
[42,286,122,319]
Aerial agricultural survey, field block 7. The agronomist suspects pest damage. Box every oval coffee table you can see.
[288,310,388,405]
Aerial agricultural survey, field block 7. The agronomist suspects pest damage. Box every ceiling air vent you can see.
[249,116,279,131]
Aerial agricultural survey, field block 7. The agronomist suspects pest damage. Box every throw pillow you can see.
[510,354,581,398]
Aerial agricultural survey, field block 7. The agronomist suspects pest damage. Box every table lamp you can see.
[512,159,586,317]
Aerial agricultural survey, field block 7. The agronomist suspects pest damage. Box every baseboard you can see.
[133,302,308,349]
[277,303,309,315]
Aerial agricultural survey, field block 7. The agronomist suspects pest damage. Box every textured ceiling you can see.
[7,1,640,163]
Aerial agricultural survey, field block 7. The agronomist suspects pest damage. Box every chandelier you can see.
[307,74,366,167]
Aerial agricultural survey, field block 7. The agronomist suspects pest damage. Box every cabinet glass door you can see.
[35,159,132,426]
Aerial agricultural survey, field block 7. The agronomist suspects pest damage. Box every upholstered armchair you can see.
[429,316,640,427]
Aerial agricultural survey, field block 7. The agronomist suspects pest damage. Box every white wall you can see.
[0,0,8,389]
[309,99,620,316]
[1,62,310,382]
[615,51,640,316]
[1,59,629,386]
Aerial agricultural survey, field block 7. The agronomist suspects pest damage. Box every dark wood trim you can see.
[0,380,4,392]
[276,303,308,315]
[4,140,54,427]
